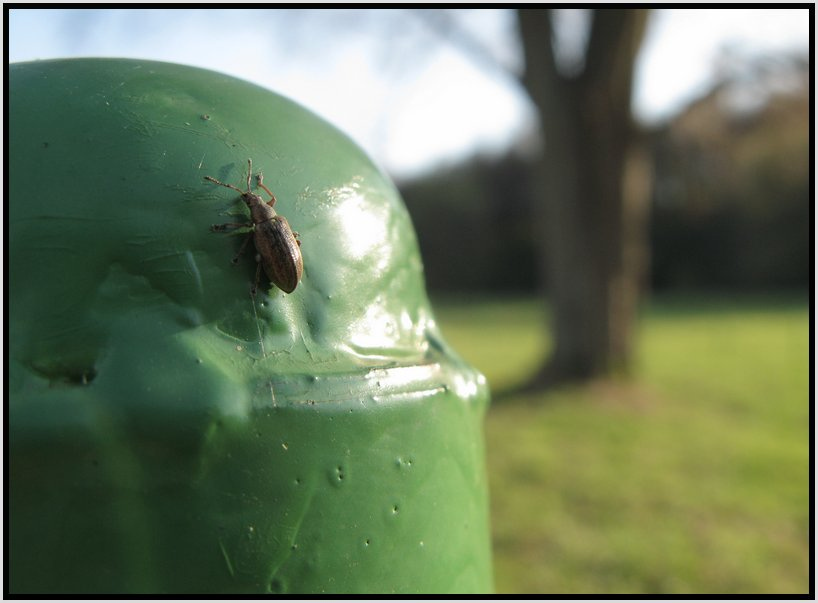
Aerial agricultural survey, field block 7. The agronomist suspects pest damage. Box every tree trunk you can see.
[518,9,650,387]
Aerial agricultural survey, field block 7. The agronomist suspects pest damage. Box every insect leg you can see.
[211,221,253,232]
[256,173,277,207]
[251,262,262,296]
[231,232,254,265]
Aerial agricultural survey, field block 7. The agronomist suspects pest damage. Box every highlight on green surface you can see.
[8,58,493,594]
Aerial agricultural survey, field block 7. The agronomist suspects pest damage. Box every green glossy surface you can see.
[9,59,492,594]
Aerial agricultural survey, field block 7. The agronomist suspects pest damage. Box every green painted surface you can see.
[8,59,492,594]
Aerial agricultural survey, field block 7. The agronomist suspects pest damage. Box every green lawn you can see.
[432,293,810,595]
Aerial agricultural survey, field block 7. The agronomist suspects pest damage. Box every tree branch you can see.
[409,9,521,84]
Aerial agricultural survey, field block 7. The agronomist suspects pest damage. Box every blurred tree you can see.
[397,16,807,310]
[517,9,651,387]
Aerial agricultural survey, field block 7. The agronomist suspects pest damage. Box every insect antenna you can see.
[204,175,244,194]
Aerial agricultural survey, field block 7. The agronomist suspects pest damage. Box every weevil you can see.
[205,159,303,295]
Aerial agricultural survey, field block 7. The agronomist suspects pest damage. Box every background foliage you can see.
[398,52,809,296]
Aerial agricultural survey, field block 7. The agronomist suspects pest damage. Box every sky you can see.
[7,8,810,179]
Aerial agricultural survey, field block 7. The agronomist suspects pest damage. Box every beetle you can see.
[205,159,303,294]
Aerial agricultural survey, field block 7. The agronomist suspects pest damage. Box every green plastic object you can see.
[8,59,493,595]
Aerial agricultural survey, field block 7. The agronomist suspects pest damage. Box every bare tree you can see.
[518,9,651,388]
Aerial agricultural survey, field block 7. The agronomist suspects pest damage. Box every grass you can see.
[432,293,811,595]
